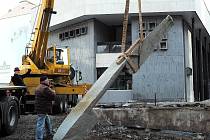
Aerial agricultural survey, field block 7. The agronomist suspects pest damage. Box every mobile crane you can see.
[0,0,90,135]
[18,0,91,112]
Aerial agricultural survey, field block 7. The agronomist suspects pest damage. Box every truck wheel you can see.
[0,115,2,133]
[71,95,78,107]
[1,97,19,135]
[63,96,68,113]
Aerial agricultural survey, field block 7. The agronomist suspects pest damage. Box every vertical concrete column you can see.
[196,37,201,100]
[209,43,210,82]
[204,37,209,99]
[199,29,204,101]
[191,18,198,101]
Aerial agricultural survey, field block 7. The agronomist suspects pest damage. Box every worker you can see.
[11,67,25,86]
[35,75,56,140]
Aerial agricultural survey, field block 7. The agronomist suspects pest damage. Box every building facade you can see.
[0,1,36,83]
[47,0,210,103]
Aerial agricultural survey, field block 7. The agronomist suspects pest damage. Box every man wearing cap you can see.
[11,67,25,86]
[35,75,56,140]
[11,67,31,86]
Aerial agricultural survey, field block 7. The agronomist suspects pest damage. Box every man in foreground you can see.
[35,75,56,140]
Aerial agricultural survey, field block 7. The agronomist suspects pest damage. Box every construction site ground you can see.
[1,102,210,140]
[0,114,208,140]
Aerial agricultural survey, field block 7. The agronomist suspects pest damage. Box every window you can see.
[81,27,87,35]
[97,67,132,90]
[159,33,168,50]
[56,49,64,64]
[59,33,64,40]
[148,22,156,31]
[97,45,109,53]
[46,47,54,63]
[75,28,81,36]
[96,42,123,53]
[111,45,122,53]
[69,30,75,38]
[58,26,87,41]
[160,39,168,50]
[64,32,69,39]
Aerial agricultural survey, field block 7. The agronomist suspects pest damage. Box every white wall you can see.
[51,0,210,36]
[0,14,33,83]
[51,0,194,25]
[96,53,121,68]
[183,22,194,102]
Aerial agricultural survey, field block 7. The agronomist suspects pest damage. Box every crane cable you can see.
[27,0,41,48]
[137,0,143,68]
[121,0,130,53]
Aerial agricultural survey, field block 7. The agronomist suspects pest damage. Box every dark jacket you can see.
[11,69,31,86]
[35,83,55,114]
[11,74,25,86]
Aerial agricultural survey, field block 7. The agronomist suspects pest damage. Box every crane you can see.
[22,0,70,77]
[0,0,91,136]
[13,0,91,113]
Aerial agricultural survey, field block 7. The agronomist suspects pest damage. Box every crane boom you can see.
[30,0,54,68]
[19,0,90,93]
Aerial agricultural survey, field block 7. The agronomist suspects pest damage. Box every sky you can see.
[0,0,39,17]
[0,0,209,16]
[205,0,210,10]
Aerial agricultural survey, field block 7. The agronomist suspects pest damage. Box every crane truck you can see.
[0,0,91,135]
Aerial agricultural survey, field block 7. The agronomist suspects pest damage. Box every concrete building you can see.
[0,1,36,83]
[48,0,209,103]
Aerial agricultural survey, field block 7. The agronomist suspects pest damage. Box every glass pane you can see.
[56,48,68,65]
[47,48,54,63]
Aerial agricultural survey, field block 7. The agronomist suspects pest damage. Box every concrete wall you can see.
[132,16,185,101]
[50,0,210,37]
[48,20,95,84]
[94,105,210,134]
[96,53,121,68]
[98,90,133,104]
[48,19,115,83]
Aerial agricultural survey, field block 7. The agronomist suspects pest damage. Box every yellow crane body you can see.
[16,0,91,97]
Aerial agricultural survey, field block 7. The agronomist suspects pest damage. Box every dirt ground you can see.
[0,114,65,140]
[0,113,209,140]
